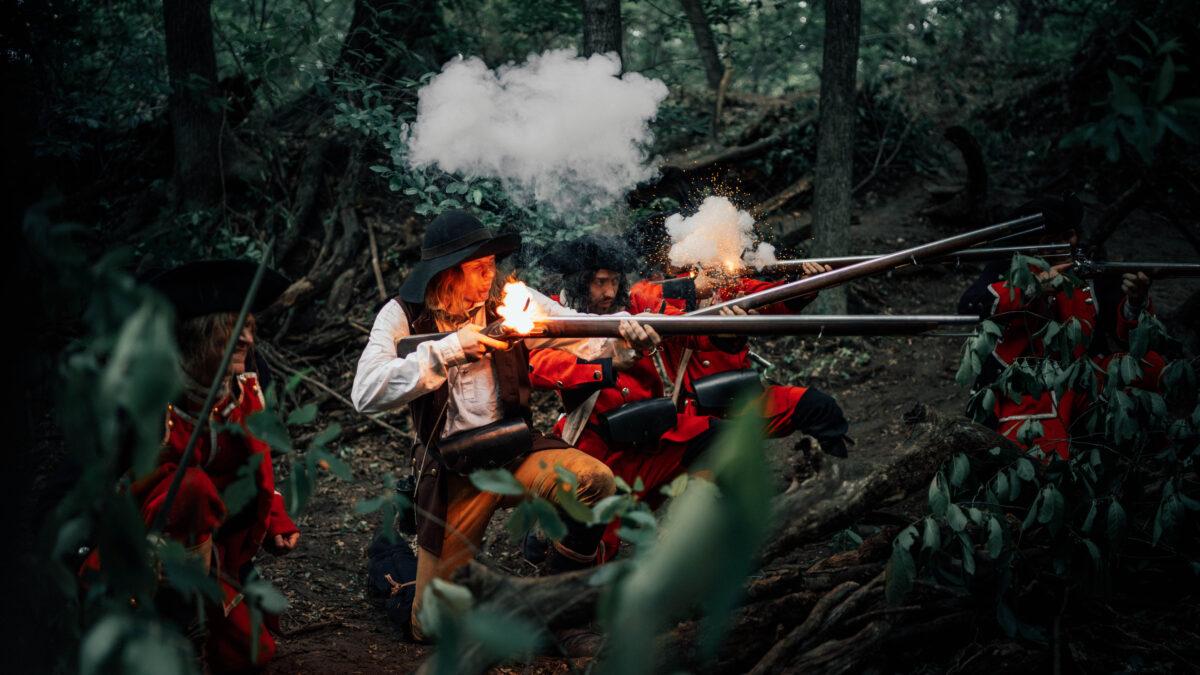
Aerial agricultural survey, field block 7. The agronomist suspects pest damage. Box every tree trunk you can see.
[163,0,222,208]
[679,0,725,90]
[809,0,861,314]
[338,0,448,81]
[582,0,622,62]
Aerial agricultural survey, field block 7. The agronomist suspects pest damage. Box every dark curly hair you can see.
[540,234,639,313]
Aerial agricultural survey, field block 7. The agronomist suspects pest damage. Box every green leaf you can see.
[310,422,341,449]
[1022,492,1043,531]
[960,537,976,576]
[1155,56,1176,103]
[928,473,950,518]
[247,410,294,453]
[284,462,312,517]
[369,164,390,174]
[949,454,970,488]
[1082,500,1097,534]
[311,448,352,481]
[287,403,318,426]
[922,516,941,551]
[995,473,1010,503]
[1038,486,1065,534]
[530,497,567,540]
[946,504,969,532]
[613,475,633,493]
[244,575,289,614]
[987,517,1004,558]
[660,473,690,498]
[158,541,222,604]
[356,495,386,514]
[1016,457,1036,481]
[463,610,544,661]
[221,453,265,515]
[469,468,526,496]
[592,494,629,524]
[1082,539,1102,573]
[506,500,537,540]
[885,545,916,604]
[556,485,595,524]
[553,464,579,489]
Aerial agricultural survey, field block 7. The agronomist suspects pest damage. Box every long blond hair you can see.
[425,263,507,331]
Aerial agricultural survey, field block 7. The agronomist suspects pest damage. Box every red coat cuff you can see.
[267,491,298,538]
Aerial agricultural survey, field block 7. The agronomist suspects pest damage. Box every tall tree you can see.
[809,0,861,314]
[339,0,448,81]
[582,0,622,61]
[163,0,223,208]
[679,0,725,90]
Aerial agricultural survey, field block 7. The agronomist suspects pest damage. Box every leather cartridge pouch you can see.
[435,417,532,475]
[692,370,764,411]
[599,397,677,448]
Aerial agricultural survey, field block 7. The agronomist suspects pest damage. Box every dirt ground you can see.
[258,178,1200,673]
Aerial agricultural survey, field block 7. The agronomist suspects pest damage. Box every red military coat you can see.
[975,274,1159,460]
[528,296,716,456]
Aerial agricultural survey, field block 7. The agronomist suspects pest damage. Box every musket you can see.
[690,213,1047,315]
[395,314,980,357]
[1070,257,1200,279]
[759,243,1074,275]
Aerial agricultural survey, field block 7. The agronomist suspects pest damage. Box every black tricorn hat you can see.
[147,259,291,321]
[541,233,638,276]
[399,210,520,303]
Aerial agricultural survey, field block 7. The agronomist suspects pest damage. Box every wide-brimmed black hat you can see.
[147,259,291,321]
[399,210,520,303]
[540,233,638,276]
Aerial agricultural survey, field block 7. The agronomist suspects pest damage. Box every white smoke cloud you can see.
[666,196,779,270]
[406,49,669,217]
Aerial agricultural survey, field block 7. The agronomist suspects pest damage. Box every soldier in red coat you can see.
[958,197,1160,460]
[81,261,300,671]
[625,215,851,459]
[529,234,735,560]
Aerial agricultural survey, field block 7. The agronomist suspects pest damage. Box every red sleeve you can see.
[723,278,795,315]
[267,490,298,538]
[630,280,666,314]
[529,348,615,392]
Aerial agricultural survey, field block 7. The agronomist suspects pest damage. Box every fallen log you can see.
[762,405,1020,562]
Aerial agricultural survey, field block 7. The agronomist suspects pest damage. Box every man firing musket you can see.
[956,195,1184,461]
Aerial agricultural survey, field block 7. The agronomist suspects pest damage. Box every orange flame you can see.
[497,281,541,333]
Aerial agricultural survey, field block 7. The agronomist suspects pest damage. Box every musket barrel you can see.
[394,315,981,355]
[690,213,1046,315]
[530,314,979,337]
[762,243,1073,273]
[1075,260,1200,279]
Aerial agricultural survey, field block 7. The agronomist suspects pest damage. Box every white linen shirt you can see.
[351,288,612,439]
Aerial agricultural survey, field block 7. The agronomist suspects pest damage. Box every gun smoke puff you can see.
[666,196,779,271]
[406,49,669,217]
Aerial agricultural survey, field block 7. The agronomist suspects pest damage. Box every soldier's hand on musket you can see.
[620,319,662,350]
[800,261,833,277]
[456,324,510,361]
[613,319,660,370]
[1036,262,1073,293]
[716,305,756,338]
[1121,271,1152,308]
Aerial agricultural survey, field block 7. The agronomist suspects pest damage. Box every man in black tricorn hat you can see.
[351,210,660,641]
[79,259,301,671]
